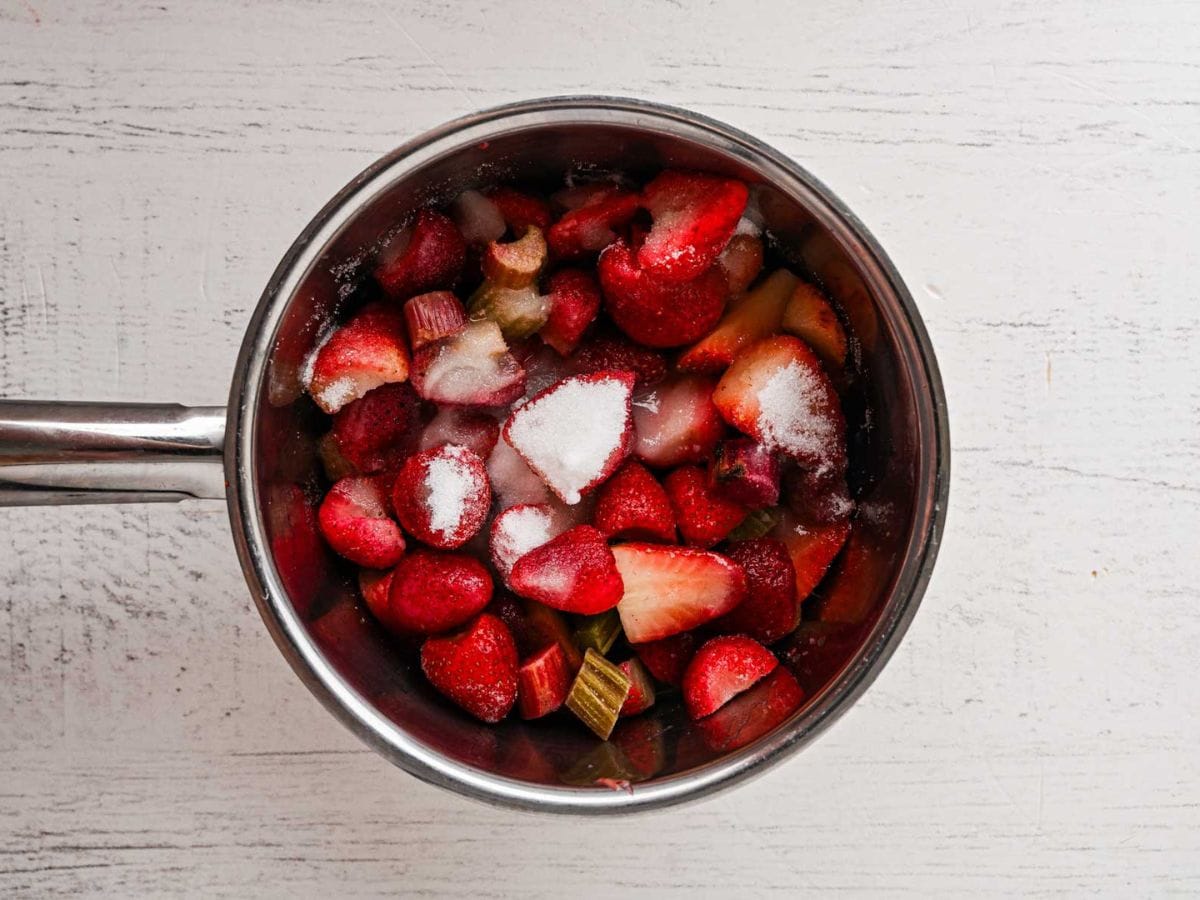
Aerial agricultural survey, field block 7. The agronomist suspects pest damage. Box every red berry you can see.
[638,170,749,283]
[509,525,624,615]
[663,465,748,548]
[618,658,656,716]
[388,549,493,634]
[420,614,518,724]
[696,667,804,752]
[375,209,466,300]
[572,334,667,387]
[391,444,491,549]
[317,475,406,569]
[485,186,553,233]
[713,538,799,644]
[329,382,422,474]
[540,268,602,356]
[682,634,778,720]
[593,460,676,543]
[633,632,697,687]
[307,303,411,414]
[710,438,781,508]
[418,406,500,459]
[631,374,725,468]
[546,185,640,260]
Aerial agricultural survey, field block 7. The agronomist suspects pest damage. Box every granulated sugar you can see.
[425,446,477,538]
[755,361,837,461]
[492,504,555,576]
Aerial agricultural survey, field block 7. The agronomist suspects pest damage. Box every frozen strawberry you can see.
[593,460,676,543]
[403,291,467,351]
[712,538,799,644]
[632,632,696,687]
[613,543,746,643]
[773,512,851,603]
[682,634,778,720]
[420,613,518,723]
[546,185,640,260]
[713,335,847,477]
[777,621,863,695]
[411,320,526,407]
[717,232,764,295]
[503,371,635,505]
[678,269,799,373]
[450,189,506,245]
[572,334,667,387]
[317,475,406,569]
[307,303,410,414]
[485,186,552,233]
[486,435,554,509]
[618,658,656,716]
[267,483,328,616]
[418,406,500,459]
[637,170,749,282]
[664,466,747,548]
[597,240,728,348]
[391,444,491,549]
[696,667,804,752]
[488,503,565,585]
[374,209,466,300]
[358,567,400,632]
[784,466,854,525]
[631,374,725,469]
[509,525,624,615]
[329,382,422,474]
[516,643,572,719]
[540,268,602,356]
[388,548,493,634]
[710,438,781,508]
[782,281,848,368]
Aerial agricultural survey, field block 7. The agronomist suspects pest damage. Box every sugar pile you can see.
[755,360,838,468]
[424,445,478,539]
[491,504,556,577]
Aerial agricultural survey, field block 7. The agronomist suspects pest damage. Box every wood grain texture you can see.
[1,0,1199,895]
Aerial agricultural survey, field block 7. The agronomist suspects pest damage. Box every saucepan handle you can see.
[0,401,226,506]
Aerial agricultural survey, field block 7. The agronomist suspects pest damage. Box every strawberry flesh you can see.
[509,525,624,615]
[317,475,406,569]
[485,186,553,233]
[358,568,401,633]
[488,503,564,586]
[593,460,676,543]
[632,632,697,687]
[374,209,466,300]
[772,512,852,604]
[717,232,765,295]
[546,185,640,260]
[638,170,749,282]
[420,614,518,724]
[307,303,411,414]
[713,538,799,644]
[631,374,725,468]
[678,269,798,374]
[540,268,602,356]
[682,634,778,720]
[696,667,804,752]
[329,382,422,474]
[664,465,748,548]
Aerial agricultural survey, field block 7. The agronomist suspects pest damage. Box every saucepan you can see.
[0,96,949,813]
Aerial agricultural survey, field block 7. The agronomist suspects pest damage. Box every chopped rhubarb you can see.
[517,643,572,719]
[565,649,632,740]
[710,438,781,508]
[718,232,765,295]
[574,609,623,656]
[450,189,506,245]
[404,291,467,351]
[411,319,526,407]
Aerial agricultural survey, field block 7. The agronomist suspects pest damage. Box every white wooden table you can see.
[2,1,1197,895]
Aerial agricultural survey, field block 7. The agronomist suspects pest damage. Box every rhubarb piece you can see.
[479,225,547,288]
[783,467,854,525]
[572,334,667,387]
[374,210,466,300]
[306,303,410,414]
[317,476,406,569]
[710,438,781,508]
[358,568,401,633]
[573,609,623,656]
[696,667,804,752]
[411,319,526,407]
[782,281,848,368]
[420,614,518,724]
[593,460,676,543]
[523,600,584,672]
[717,233,764,295]
[391,444,491,549]
[598,240,728,348]
[540,268,602,356]
[677,269,799,374]
[663,466,748,549]
[503,371,635,505]
[546,185,640,260]
[772,512,852,603]
[404,291,467,351]
[388,548,493,634]
[613,543,747,643]
[318,431,356,481]
[485,186,552,233]
[509,525,624,615]
[469,283,548,340]
[329,382,422,474]
[726,506,782,542]
[565,648,632,740]
[618,658,656,716]
[486,436,554,509]
[488,503,565,585]
[418,406,500,459]
[637,170,749,282]
[450,189,506,245]
[713,538,800,644]
[631,374,725,468]
[682,634,778,720]
[632,632,696,687]
[516,643,572,719]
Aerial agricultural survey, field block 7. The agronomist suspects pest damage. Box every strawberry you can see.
[484,186,552,233]
[612,543,747,643]
[631,374,725,468]
[486,435,554,509]
[682,634,778,720]
[710,438,781,508]
[663,466,748,548]
[357,567,400,633]
[450,189,506,245]
[717,233,764,295]
[420,613,518,723]
[632,632,696,687]
[267,483,328,617]
[522,599,584,672]
[488,503,565,585]
[503,371,635,505]
[374,209,466,301]
[773,512,851,603]
[618,658,656,716]
[808,529,878,625]
[329,382,422,474]
[403,291,467,351]
[391,444,491,549]
[572,334,667,387]
[782,281,848,368]
[777,620,864,695]
[783,466,854,525]
[307,303,410,414]
[418,406,500,459]
[712,538,799,644]
[637,170,749,282]
[712,335,847,477]
[411,320,527,407]
[593,460,676,543]
[696,667,804,752]
[597,240,728,348]
[516,643,572,719]
[509,525,624,615]
[546,185,640,260]
[388,548,493,634]
[317,475,406,569]
[540,268,602,356]
[677,269,799,374]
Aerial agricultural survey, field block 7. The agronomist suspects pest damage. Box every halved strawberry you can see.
[516,643,572,719]
[403,291,468,351]
[696,667,804,752]
[488,503,565,585]
[418,406,500,459]
[572,334,667,387]
[663,466,747,548]
[772,512,852,603]
[374,209,467,301]
[420,613,518,723]
[682,634,778,720]
[631,374,725,468]
[503,371,635,505]
[388,548,493,634]
[485,186,553,233]
[717,233,764,295]
[329,382,422,474]
[546,185,640,260]
[783,466,854,525]
[618,658,656,716]
[540,268,602,356]
[391,444,491,549]
[613,543,746,643]
[317,475,406,569]
[712,538,799,644]
[597,240,728,348]
[782,281,848,368]
[509,525,624,615]
[593,460,676,543]
[411,319,526,407]
[710,438,781,508]
[486,435,554,509]
[632,632,696,687]
[677,269,799,374]
[713,335,847,477]
[358,567,400,633]
[307,303,411,414]
[450,189,506,245]
[637,170,749,282]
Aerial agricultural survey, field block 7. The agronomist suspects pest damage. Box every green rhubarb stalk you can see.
[573,609,622,656]
[565,649,631,740]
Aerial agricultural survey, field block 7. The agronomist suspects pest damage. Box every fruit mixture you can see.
[300,169,860,743]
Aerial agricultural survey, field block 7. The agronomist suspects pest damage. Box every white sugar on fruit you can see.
[312,377,357,413]
[492,505,554,575]
[755,360,838,461]
[424,446,478,538]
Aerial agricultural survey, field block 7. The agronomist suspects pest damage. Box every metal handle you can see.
[0,401,226,506]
